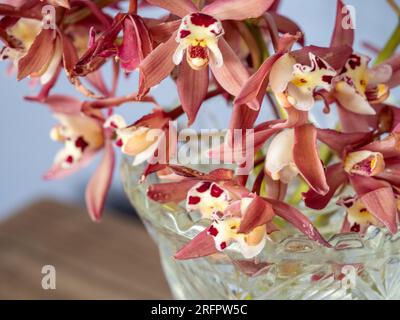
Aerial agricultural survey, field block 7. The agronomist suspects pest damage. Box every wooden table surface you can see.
[0,200,172,299]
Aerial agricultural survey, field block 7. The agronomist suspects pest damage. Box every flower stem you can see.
[128,0,138,14]
[374,21,400,65]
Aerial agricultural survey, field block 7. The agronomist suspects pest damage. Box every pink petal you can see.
[269,13,304,46]
[293,124,329,195]
[149,19,181,44]
[85,140,115,221]
[317,128,373,154]
[17,29,56,80]
[43,151,96,181]
[85,70,110,97]
[177,59,209,125]
[210,38,251,100]
[202,0,275,21]
[349,175,397,234]
[267,198,331,247]
[337,105,372,133]
[139,33,178,95]
[234,54,282,110]
[118,15,152,73]
[43,95,82,114]
[303,163,348,210]
[291,45,352,71]
[147,180,197,203]
[263,174,287,201]
[174,228,219,260]
[330,0,354,48]
[238,196,275,234]
[146,0,197,18]
[359,133,400,158]
[377,158,400,187]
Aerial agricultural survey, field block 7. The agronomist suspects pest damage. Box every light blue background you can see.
[0,0,397,218]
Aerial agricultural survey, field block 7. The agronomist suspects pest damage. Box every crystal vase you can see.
[121,157,400,300]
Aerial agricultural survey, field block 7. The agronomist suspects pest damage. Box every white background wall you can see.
[0,0,397,218]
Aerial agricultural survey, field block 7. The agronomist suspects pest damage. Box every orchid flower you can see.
[339,197,380,234]
[148,165,329,260]
[264,124,329,195]
[333,53,392,115]
[42,95,115,222]
[304,128,400,234]
[140,0,275,124]
[105,110,171,167]
[269,52,337,111]
[0,16,62,85]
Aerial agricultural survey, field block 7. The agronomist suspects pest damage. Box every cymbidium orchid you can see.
[148,165,329,259]
[139,0,275,123]
[3,0,400,267]
[333,53,392,115]
[41,94,115,222]
[269,52,337,111]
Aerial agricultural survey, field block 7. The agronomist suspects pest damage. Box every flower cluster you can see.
[2,0,400,263]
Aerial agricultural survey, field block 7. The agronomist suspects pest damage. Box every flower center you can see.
[173,13,224,70]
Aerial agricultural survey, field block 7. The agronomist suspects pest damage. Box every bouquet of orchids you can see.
[2,0,400,262]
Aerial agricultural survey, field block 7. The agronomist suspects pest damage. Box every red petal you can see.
[202,0,275,21]
[293,124,329,195]
[146,0,197,18]
[210,38,251,101]
[303,163,348,210]
[238,196,275,234]
[43,151,96,181]
[139,33,178,95]
[330,0,354,48]
[85,140,115,221]
[291,45,352,71]
[267,198,331,247]
[147,180,197,203]
[17,29,56,80]
[359,133,400,158]
[234,54,282,110]
[177,59,209,125]
[174,228,219,260]
[377,158,400,186]
[43,95,82,114]
[317,128,373,154]
[118,15,152,72]
[349,175,397,234]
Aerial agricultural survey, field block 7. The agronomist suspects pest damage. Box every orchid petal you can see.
[293,124,329,195]
[43,95,82,115]
[350,175,397,234]
[177,59,209,125]
[235,54,282,110]
[85,140,115,221]
[303,163,347,210]
[174,228,219,260]
[286,83,315,111]
[139,33,178,94]
[209,38,250,98]
[238,196,274,234]
[269,53,296,93]
[147,180,197,203]
[202,0,275,21]
[266,198,331,247]
[335,81,376,115]
[330,0,354,48]
[17,29,56,80]
[146,0,197,18]
[367,64,393,85]
[316,129,373,154]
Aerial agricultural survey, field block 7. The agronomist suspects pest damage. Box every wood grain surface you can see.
[0,200,172,299]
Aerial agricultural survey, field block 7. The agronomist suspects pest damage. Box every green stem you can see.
[374,20,400,65]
